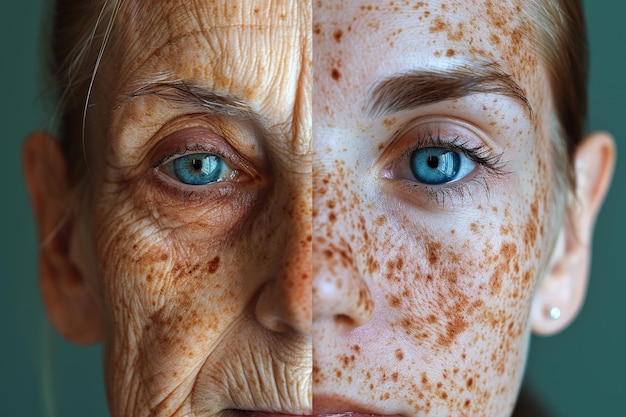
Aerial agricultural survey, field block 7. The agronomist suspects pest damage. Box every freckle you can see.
[333,29,343,43]
[467,377,474,388]
[391,372,399,382]
[208,256,220,274]
[331,68,341,81]
[389,295,401,307]
[395,348,404,360]
[445,48,455,57]
[421,372,428,384]
[383,117,397,127]
[426,241,442,265]
[313,23,321,35]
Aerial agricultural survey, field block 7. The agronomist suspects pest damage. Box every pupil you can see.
[191,158,203,171]
[427,155,439,169]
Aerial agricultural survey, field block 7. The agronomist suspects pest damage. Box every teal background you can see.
[0,1,623,416]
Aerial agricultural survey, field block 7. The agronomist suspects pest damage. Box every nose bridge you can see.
[279,172,313,327]
[255,168,312,335]
[312,165,374,328]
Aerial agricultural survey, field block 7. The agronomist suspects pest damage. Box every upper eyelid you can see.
[386,117,508,171]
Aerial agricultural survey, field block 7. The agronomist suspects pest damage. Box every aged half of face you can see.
[312,0,614,416]
[24,0,312,416]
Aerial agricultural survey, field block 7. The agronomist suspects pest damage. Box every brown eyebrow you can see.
[366,61,532,119]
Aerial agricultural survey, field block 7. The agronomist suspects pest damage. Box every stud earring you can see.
[547,306,561,320]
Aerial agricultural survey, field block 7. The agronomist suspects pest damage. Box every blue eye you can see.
[410,147,476,185]
[170,153,227,185]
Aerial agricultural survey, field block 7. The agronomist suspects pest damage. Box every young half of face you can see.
[23,1,312,416]
[312,0,614,416]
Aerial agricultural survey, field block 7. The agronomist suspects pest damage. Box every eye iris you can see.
[173,153,225,185]
[411,148,461,184]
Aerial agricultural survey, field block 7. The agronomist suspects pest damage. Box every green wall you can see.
[1,1,623,416]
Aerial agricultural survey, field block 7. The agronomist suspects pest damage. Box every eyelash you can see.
[399,131,508,205]
[152,143,229,168]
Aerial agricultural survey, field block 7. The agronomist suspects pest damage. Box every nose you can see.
[255,172,312,335]
[312,175,375,329]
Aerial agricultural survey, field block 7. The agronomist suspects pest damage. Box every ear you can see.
[23,132,104,344]
[531,132,615,335]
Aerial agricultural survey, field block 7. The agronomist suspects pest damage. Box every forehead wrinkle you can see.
[366,60,533,120]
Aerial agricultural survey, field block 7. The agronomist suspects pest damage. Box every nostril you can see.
[333,314,360,328]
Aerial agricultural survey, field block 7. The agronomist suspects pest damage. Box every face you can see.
[77,1,311,415]
[313,0,559,415]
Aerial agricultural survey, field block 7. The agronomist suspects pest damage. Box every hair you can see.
[46,0,588,195]
[526,0,588,200]
[47,0,124,185]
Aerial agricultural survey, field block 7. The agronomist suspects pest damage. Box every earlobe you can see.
[23,132,104,344]
[531,132,616,336]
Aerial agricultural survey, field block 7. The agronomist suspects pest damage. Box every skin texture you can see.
[31,1,312,416]
[312,0,567,415]
[22,1,616,416]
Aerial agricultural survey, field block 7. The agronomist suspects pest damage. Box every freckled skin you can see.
[75,1,312,416]
[313,1,556,416]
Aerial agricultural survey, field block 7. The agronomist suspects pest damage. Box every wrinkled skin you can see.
[78,1,312,415]
[313,0,559,416]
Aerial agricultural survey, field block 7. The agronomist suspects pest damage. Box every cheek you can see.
[350,200,544,413]
[89,178,269,400]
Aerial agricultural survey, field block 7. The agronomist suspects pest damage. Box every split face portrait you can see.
[23,1,614,417]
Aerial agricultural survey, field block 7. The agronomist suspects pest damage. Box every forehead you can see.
[108,0,308,126]
[314,0,545,117]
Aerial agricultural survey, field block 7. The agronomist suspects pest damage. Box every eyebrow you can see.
[366,61,532,119]
[115,80,264,125]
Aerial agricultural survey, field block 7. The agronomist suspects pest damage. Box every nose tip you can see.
[313,272,374,327]
[312,237,375,329]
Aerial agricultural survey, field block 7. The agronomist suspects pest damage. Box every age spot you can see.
[208,256,221,274]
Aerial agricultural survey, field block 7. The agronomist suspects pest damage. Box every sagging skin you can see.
[24,1,312,416]
[312,0,614,416]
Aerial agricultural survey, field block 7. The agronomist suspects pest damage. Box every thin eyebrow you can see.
[366,61,533,119]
